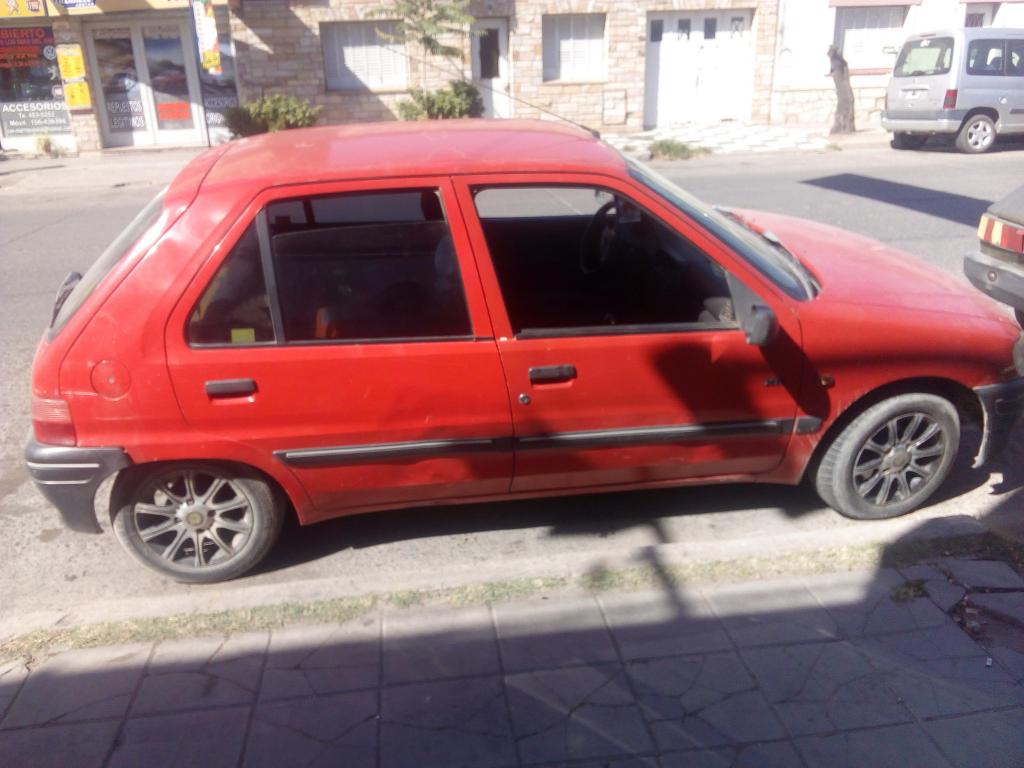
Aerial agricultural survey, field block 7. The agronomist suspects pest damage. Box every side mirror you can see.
[742,304,778,347]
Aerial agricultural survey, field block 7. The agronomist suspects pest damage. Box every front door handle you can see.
[205,378,257,398]
[529,365,577,384]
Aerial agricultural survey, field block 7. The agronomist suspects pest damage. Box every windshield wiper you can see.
[50,271,82,327]
[714,207,816,299]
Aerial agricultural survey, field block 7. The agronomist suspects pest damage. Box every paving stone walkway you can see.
[1,561,1023,768]
[603,123,832,156]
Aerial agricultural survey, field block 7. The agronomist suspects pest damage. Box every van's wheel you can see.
[111,463,284,583]
[814,394,959,520]
[956,114,996,154]
[892,132,927,150]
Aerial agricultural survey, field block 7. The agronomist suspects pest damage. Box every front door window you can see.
[93,28,147,135]
[143,26,195,131]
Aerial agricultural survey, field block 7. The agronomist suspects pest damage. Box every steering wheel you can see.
[579,200,618,275]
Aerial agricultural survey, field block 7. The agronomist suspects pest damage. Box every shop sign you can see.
[56,42,90,110]
[190,0,221,75]
[1,100,69,136]
[0,26,70,137]
[56,1,98,7]
[0,0,46,18]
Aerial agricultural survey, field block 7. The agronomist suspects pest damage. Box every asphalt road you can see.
[2,140,1023,634]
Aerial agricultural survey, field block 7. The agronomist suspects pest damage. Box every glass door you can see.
[88,21,204,148]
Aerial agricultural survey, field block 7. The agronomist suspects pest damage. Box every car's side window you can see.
[188,223,275,345]
[1007,40,1024,76]
[266,189,472,343]
[472,185,736,337]
[967,39,1006,76]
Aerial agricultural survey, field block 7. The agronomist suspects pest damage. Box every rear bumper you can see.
[881,112,964,134]
[975,377,1024,465]
[964,251,1024,312]
[24,440,131,533]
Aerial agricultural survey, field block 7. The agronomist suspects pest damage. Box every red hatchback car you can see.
[26,120,1024,582]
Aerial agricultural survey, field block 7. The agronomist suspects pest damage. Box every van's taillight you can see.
[31,396,76,446]
[943,89,958,109]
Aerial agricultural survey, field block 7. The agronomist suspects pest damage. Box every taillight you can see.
[978,214,1024,255]
[31,396,76,446]
[943,89,958,109]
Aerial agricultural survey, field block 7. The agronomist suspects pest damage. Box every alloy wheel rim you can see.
[967,121,993,149]
[132,470,253,569]
[852,412,946,507]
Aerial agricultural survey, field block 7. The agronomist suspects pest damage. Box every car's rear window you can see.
[894,37,954,78]
[51,188,166,334]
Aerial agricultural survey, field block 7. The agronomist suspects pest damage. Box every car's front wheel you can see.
[814,394,959,520]
[111,462,284,583]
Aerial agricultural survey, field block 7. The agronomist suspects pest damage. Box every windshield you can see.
[51,188,167,334]
[624,156,810,300]
[894,37,954,77]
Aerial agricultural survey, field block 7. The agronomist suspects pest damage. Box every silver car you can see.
[882,28,1024,153]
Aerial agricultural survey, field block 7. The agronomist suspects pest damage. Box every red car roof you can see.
[199,119,626,192]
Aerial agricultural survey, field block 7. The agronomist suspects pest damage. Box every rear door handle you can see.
[529,365,577,384]
[205,378,257,398]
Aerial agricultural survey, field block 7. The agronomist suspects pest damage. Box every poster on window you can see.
[0,26,72,137]
[191,0,222,75]
[199,17,238,131]
[92,28,146,132]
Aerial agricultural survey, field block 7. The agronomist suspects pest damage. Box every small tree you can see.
[828,44,856,134]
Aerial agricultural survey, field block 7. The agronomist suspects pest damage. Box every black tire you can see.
[956,114,997,154]
[111,462,284,583]
[814,394,959,520]
[891,132,927,150]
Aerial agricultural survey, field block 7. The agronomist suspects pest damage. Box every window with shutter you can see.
[322,21,407,91]
[542,14,606,82]
[833,6,907,71]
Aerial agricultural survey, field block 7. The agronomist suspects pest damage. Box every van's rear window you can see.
[894,37,954,77]
[51,188,167,334]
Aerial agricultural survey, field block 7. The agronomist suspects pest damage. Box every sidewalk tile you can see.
[795,723,953,768]
[506,663,650,763]
[991,645,1024,683]
[740,641,912,736]
[0,659,29,721]
[1,643,149,728]
[852,624,986,670]
[802,568,947,637]
[702,579,839,647]
[382,676,514,768]
[494,596,617,671]
[245,690,377,768]
[971,592,1024,626]
[899,564,965,612]
[107,706,248,768]
[0,719,120,768]
[383,605,498,683]
[628,652,784,749]
[532,759,658,768]
[661,742,804,768]
[941,558,1024,590]
[884,656,1024,718]
[598,591,731,660]
[262,617,379,700]
[922,707,1024,768]
[133,633,265,715]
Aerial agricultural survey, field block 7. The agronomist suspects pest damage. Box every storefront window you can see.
[199,10,238,132]
[0,26,71,139]
[92,28,146,132]
[143,25,194,130]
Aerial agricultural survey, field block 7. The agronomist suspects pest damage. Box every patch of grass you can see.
[891,579,929,603]
[648,138,711,161]
[4,532,1021,663]
[826,142,842,151]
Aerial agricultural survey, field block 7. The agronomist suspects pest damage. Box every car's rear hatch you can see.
[887,35,957,114]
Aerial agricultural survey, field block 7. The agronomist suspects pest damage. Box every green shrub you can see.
[648,138,711,161]
[224,94,322,138]
[399,80,484,120]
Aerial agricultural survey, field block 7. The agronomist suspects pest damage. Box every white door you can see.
[88,20,205,148]
[644,11,754,128]
[471,18,511,118]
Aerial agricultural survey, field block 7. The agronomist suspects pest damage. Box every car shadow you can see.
[802,173,993,227]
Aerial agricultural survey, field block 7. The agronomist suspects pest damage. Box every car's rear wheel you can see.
[814,394,959,520]
[891,132,927,150]
[956,115,997,154]
[111,462,284,583]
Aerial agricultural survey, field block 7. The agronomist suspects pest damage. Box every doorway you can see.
[86,19,206,148]
[471,18,511,118]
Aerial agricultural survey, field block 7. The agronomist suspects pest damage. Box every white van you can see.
[881,28,1024,153]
